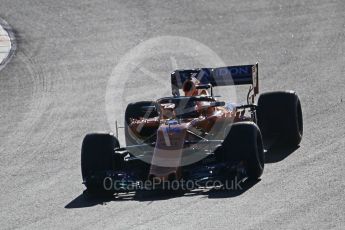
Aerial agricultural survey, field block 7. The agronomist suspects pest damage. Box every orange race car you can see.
[81,64,303,196]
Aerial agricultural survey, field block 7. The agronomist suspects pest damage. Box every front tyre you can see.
[81,133,121,195]
[216,122,264,180]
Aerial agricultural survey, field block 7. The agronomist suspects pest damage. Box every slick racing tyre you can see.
[124,101,159,146]
[257,91,303,147]
[81,133,121,195]
[216,122,264,180]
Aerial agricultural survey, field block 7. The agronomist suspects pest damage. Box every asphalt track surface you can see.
[0,0,345,229]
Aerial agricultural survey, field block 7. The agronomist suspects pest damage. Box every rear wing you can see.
[171,63,259,97]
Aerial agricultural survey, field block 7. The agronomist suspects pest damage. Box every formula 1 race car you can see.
[81,63,303,196]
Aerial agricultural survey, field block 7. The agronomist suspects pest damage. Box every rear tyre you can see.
[216,122,264,180]
[81,133,121,196]
[124,101,159,146]
[257,91,303,147]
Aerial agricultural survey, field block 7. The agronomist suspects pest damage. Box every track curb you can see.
[0,18,16,72]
